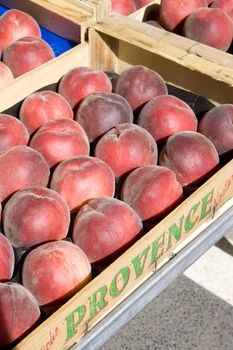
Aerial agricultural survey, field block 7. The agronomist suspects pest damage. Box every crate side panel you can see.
[0,0,94,41]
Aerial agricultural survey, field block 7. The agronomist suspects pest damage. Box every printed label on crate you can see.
[16,161,233,350]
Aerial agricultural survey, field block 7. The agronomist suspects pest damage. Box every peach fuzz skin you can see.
[72,197,143,264]
[137,94,198,143]
[111,0,136,15]
[0,233,15,281]
[0,145,50,204]
[22,240,91,306]
[159,0,208,32]
[0,113,29,151]
[50,155,115,212]
[19,90,74,135]
[198,104,233,156]
[58,67,112,109]
[0,61,14,88]
[3,36,54,78]
[75,91,134,143]
[183,7,233,51]
[0,9,41,52]
[210,0,233,21]
[29,118,90,168]
[3,186,70,249]
[159,131,219,187]
[115,65,168,112]
[121,165,183,222]
[0,282,41,348]
[94,123,158,179]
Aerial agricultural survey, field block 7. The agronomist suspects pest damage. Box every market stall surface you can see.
[102,232,233,350]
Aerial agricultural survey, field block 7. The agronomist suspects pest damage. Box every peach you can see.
[198,104,233,156]
[3,36,55,78]
[58,67,112,109]
[183,7,233,51]
[75,91,134,142]
[0,145,50,203]
[72,197,143,263]
[3,186,70,249]
[159,131,219,186]
[50,156,115,212]
[0,233,15,281]
[115,65,168,112]
[137,94,198,143]
[145,20,165,29]
[22,240,91,306]
[159,0,208,32]
[121,165,183,222]
[94,123,158,178]
[0,9,41,52]
[0,282,40,348]
[0,61,14,87]
[30,119,90,168]
[19,90,74,135]
[111,0,136,15]
[210,0,233,21]
[134,0,154,9]
[0,113,29,151]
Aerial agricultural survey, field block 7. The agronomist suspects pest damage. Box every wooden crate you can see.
[0,0,111,44]
[129,0,233,69]
[1,14,232,350]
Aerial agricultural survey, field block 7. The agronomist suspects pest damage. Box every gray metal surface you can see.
[73,205,233,350]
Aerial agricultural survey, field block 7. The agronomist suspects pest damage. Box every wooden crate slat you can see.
[89,15,233,105]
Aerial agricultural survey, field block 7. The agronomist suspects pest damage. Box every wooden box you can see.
[1,14,233,350]
[0,0,111,43]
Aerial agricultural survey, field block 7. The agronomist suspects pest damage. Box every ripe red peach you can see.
[19,90,74,135]
[183,7,233,51]
[72,197,143,263]
[0,113,29,151]
[198,104,233,156]
[121,165,183,222]
[0,282,41,348]
[137,94,198,143]
[159,131,219,186]
[75,92,134,142]
[30,119,90,168]
[0,61,14,88]
[58,67,112,109]
[115,65,168,112]
[3,186,70,249]
[50,156,115,212]
[22,240,91,306]
[111,0,136,15]
[3,36,55,78]
[0,233,15,281]
[94,123,158,178]
[0,145,50,203]
[210,0,233,21]
[159,0,208,32]
[0,9,41,52]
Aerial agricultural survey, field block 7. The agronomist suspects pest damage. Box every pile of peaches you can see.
[0,6,233,350]
[0,8,55,87]
[0,60,232,348]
